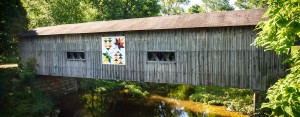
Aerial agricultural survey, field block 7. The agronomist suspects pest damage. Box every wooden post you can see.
[253,90,260,117]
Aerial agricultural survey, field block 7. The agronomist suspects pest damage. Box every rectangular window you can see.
[67,52,85,60]
[147,51,175,62]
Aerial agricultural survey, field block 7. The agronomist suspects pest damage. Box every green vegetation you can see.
[168,85,254,115]
[78,79,256,115]
[78,79,123,93]
[78,79,150,100]
[168,84,195,100]
[3,89,53,117]
[252,0,300,116]
[21,0,161,29]
[125,85,150,99]
[188,4,206,14]
[188,0,240,13]
[189,86,253,115]
[0,60,53,117]
[202,0,234,12]
[234,0,267,9]
[0,0,28,63]
[160,0,190,15]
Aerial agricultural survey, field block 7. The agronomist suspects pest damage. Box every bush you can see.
[0,68,18,111]
[18,58,37,88]
[207,100,223,106]
[0,55,18,64]
[3,89,53,117]
[189,86,254,115]
[261,75,300,117]
[168,85,195,100]
[0,59,53,116]
[125,85,149,99]
[78,79,123,92]
[78,79,150,100]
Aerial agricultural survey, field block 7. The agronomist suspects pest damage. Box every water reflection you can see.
[58,92,248,117]
[170,99,189,117]
[172,107,189,117]
[59,92,166,117]
[158,101,166,117]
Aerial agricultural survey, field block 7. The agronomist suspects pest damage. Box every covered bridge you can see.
[20,9,286,91]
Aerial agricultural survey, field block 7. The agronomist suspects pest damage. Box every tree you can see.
[188,4,206,13]
[22,0,161,28]
[234,0,267,9]
[121,0,161,19]
[160,0,190,15]
[21,0,96,28]
[21,0,54,29]
[88,0,161,20]
[252,0,300,116]
[202,0,234,12]
[48,0,86,25]
[0,0,28,63]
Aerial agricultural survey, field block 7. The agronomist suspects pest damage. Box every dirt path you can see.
[0,64,18,68]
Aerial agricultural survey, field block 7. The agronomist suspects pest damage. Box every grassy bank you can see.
[188,86,253,115]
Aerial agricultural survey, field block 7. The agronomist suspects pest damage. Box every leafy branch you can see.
[252,0,300,116]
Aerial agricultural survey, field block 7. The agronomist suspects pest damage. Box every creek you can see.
[56,91,249,117]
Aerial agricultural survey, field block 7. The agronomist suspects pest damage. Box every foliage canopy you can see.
[0,0,28,63]
[188,4,206,13]
[252,0,300,116]
[22,0,161,29]
[160,0,190,15]
[202,0,234,12]
[234,0,267,9]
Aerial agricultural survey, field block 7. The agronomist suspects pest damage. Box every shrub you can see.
[168,85,195,100]
[4,89,53,117]
[0,59,53,116]
[125,85,149,99]
[189,86,254,115]
[78,79,123,93]
[18,58,37,88]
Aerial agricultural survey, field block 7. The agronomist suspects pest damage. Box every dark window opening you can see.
[291,37,300,55]
[67,52,85,60]
[147,51,175,62]
[294,37,300,45]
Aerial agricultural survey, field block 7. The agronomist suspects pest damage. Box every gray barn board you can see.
[19,9,286,91]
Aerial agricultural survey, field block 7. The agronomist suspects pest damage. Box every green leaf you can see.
[293,103,300,113]
[285,87,295,93]
[276,94,283,100]
[284,106,294,117]
[262,102,277,109]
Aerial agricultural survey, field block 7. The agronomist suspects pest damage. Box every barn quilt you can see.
[101,36,125,65]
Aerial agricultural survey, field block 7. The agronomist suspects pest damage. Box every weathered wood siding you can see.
[19,26,286,90]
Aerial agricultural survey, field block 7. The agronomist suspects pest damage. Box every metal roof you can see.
[21,9,266,36]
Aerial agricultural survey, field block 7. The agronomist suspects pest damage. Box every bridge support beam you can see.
[32,76,78,96]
